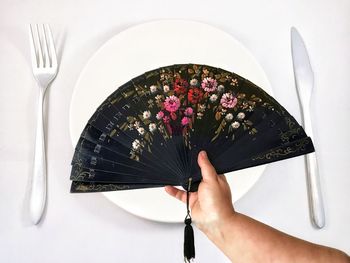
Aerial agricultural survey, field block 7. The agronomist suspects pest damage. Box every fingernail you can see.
[200,151,207,158]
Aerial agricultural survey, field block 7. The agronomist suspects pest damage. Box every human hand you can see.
[166,152,350,263]
[165,151,235,237]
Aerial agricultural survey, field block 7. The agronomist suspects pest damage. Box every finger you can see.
[165,186,198,209]
[218,174,230,188]
[219,174,227,182]
[198,151,218,183]
[164,186,187,203]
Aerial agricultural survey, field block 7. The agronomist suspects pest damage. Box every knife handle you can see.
[305,152,325,228]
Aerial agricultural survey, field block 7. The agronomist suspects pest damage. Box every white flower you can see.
[132,139,141,150]
[150,85,157,93]
[163,85,170,92]
[217,85,225,92]
[190,79,198,86]
[149,123,157,132]
[209,94,218,102]
[199,104,206,111]
[225,113,233,121]
[143,110,151,119]
[237,112,245,120]
[231,121,240,129]
[137,127,145,135]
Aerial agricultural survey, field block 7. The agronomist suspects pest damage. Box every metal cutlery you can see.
[291,27,325,229]
[28,24,58,225]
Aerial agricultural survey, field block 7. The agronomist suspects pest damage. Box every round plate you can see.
[69,20,272,223]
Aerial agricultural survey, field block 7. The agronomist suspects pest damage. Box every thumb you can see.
[198,151,218,183]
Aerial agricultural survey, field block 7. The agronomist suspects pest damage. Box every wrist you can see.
[203,212,238,244]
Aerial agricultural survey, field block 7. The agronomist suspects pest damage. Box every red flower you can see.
[188,88,204,104]
[174,78,188,95]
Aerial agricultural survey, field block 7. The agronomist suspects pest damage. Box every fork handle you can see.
[30,88,47,225]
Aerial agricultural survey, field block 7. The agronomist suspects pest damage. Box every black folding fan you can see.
[70,64,314,261]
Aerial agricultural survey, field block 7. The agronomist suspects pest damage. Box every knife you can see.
[291,27,325,228]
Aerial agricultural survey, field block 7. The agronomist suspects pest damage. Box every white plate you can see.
[69,20,272,223]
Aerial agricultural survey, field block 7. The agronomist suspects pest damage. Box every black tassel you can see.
[184,218,195,261]
[184,177,195,262]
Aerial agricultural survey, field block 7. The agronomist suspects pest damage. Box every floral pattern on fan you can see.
[70,63,315,193]
[122,65,265,161]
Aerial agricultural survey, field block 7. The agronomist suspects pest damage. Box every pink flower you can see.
[181,117,190,126]
[156,111,164,120]
[164,95,180,112]
[220,93,238,108]
[201,77,218,92]
[163,116,170,124]
[184,107,193,116]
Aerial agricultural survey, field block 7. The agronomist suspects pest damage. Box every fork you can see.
[29,24,58,225]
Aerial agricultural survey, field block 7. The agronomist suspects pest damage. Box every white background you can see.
[0,0,349,262]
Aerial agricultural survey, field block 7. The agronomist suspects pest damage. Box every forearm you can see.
[204,213,349,263]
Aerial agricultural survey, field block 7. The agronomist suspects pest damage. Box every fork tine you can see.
[45,24,57,68]
[29,24,38,68]
[40,24,50,67]
[35,24,44,68]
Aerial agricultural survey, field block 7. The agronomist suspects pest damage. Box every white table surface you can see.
[0,0,349,262]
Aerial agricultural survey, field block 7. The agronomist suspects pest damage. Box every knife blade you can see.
[291,27,325,229]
